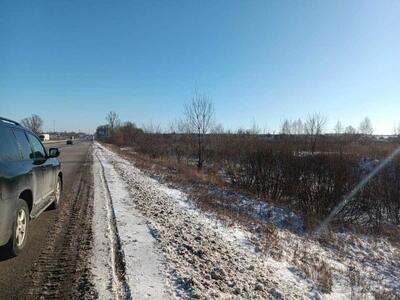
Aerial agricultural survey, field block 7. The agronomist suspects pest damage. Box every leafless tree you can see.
[106,111,120,135]
[211,123,225,134]
[142,121,162,134]
[393,125,398,136]
[21,114,43,134]
[293,118,304,135]
[393,124,400,136]
[123,121,141,143]
[248,120,261,135]
[359,117,373,135]
[334,121,343,135]
[184,92,215,169]
[345,125,357,135]
[304,113,327,154]
[281,118,304,135]
[280,119,291,135]
[167,120,178,134]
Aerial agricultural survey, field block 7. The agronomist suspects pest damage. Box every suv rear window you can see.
[14,129,33,160]
[0,126,20,161]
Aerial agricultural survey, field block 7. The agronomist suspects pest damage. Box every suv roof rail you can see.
[0,117,22,127]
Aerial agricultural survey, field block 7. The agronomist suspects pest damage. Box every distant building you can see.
[96,125,110,138]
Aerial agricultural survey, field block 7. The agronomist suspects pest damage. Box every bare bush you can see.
[292,246,333,293]
[111,121,143,146]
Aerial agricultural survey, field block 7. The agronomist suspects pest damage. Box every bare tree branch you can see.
[106,111,120,135]
[304,113,327,154]
[183,92,215,168]
[21,114,43,134]
[359,117,373,135]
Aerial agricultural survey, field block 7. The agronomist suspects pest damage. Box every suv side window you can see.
[27,133,46,160]
[0,126,20,161]
[14,129,33,160]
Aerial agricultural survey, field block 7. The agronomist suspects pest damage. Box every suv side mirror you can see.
[48,148,60,158]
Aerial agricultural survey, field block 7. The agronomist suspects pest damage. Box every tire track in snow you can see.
[93,144,172,299]
[95,152,131,300]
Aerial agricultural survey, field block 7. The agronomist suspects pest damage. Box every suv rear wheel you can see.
[6,199,29,256]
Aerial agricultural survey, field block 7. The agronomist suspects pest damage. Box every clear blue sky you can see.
[1,0,399,134]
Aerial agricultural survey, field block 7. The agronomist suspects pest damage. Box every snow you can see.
[91,142,400,299]
[198,189,305,233]
[91,161,117,300]
[92,145,171,299]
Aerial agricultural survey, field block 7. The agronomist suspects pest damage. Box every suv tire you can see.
[6,199,29,257]
[49,177,62,210]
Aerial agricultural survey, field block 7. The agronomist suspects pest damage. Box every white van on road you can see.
[39,134,50,142]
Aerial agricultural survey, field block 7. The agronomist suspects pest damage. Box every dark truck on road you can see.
[0,117,62,256]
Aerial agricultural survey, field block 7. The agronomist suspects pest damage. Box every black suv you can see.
[0,117,62,256]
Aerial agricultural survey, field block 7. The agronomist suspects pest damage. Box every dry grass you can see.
[374,291,400,300]
[257,223,283,259]
[291,244,333,293]
[377,225,400,246]
[112,144,226,188]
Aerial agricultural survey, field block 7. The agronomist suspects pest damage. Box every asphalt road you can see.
[0,140,92,299]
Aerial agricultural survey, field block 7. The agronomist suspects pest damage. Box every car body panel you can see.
[0,194,14,245]
[0,161,19,245]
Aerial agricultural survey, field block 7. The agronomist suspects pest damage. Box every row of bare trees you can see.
[100,94,400,231]
[393,124,400,136]
[281,116,374,137]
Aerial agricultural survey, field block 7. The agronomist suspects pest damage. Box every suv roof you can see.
[0,117,36,136]
[0,117,22,127]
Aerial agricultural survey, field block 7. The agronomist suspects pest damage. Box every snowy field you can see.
[90,142,400,299]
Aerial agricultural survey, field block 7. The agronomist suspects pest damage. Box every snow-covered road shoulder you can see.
[91,143,171,299]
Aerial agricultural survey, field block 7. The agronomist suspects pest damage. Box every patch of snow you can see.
[359,158,380,173]
[91,158,117,299]
[92,145,172,299]
[205,189,305,233]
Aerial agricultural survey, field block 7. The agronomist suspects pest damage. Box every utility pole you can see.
[53,120,55,133]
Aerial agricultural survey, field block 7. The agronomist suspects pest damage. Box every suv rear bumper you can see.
[0,199,13,246]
